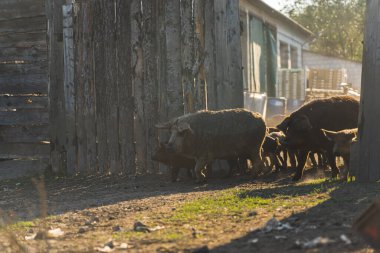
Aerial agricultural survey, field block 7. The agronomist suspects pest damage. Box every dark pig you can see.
[152,142,195,182]
[155,109,266,182]
[277,96,359,181]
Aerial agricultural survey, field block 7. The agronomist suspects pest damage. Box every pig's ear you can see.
[177,122,193,134]
[322,129,337,141]
[277,116,290,132]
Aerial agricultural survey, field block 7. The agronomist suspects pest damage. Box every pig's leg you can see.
[292,150,309,181]
[288,149,298,168]
[170,167,180,182]
[194,158,208,183]
[326,150,340,179]
[251,147,264,177]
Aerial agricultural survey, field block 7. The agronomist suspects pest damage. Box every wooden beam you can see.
[357,0,380,182]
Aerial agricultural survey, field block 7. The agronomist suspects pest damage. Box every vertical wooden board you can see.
[104,0,120,174]
[131,0,147,174]
[358,0,380,182]
[226,0,243,108]
[63,4,77,174]
[194,0,207,111]
[142,0,159,174]
[214,0,227,109]
[93,0,108,174]
[116,0,135,175]
[48,0,67,174]
[74,2,88,174]
[82,1,97,174]
[180,0,195,114]
[204,0,217,110]
[165,0,183,119]
[156,0,168,124]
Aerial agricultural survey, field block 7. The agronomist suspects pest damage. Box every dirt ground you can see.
[0,168,378,253]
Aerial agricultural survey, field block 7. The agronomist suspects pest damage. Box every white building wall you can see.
[303,50,362,91]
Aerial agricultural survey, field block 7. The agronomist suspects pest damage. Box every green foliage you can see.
[283,0,365,61]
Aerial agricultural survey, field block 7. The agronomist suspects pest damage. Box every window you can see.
[290,46,298,69]
[280,41,289,69]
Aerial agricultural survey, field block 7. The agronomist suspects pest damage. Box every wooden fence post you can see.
[194,0,207,111]
[93,0,108,174]
[48,0,67,174]
[204,0,216,110]
[116,0,135,175]
[165,0,184,119]
[142,0,159,174]
[181,0,195,114]
[356,0,380,182]
[62,4,77,174]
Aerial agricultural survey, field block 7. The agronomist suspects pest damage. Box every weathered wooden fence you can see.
[0,0,49,178]
[48,0,243,175]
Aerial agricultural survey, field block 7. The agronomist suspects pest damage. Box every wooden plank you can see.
[0,61,47,75]
[0,73,47,89]
[0,83,47,94]
[225,0,243,108]
[73,2,87,175]
[0,47,47,63]
[93,0,108,174]
[165,0,183,119]
[0,31,46,48]
[0,125,49,142]
[204,0,216,110]
[81,1,97,175]
[357,0,380,182]
[116,0,135,175]
[0,110,49,125]
[142,0,159,174]
[0,96,48,109]
[0,16,46,35]
[0,0,45,21]
[180,0,195,114]
[48,0,66,174]
[194,0,207,111]
[131,0,147,174]
[0,143,49,159]
[104,0,120,174]
[0,159,49,180]
[63,4,77,174]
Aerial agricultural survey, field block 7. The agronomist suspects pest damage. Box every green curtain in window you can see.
[265,25,277,97]
[249,16,266,93]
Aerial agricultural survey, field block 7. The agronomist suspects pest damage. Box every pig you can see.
[277,96,359,181]
[152,142,196,182]
[155,109,266,182]
[322,128,358,180]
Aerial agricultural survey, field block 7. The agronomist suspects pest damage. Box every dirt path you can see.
[0,171,378,252]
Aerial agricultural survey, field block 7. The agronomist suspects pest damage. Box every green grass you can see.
[8,221,35,231]
[170,179,338,223]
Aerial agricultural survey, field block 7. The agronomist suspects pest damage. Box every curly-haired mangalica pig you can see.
[277,96,359,181]
[155,109,267,182]
[322,128,358,179]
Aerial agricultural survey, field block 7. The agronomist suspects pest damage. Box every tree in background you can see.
[283,0,365,61]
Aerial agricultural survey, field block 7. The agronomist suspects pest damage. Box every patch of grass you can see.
[8,221,35,231]
[170,179,338,223]
[113,229,186,243]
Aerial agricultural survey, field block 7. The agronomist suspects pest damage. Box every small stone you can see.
[248,211,257,217]
[112,226,121,232]
[172,207,176,211]
[78,227,86,234]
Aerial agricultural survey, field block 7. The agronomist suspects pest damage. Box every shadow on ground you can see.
[211,180,379,253]
[0,170,259,221]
